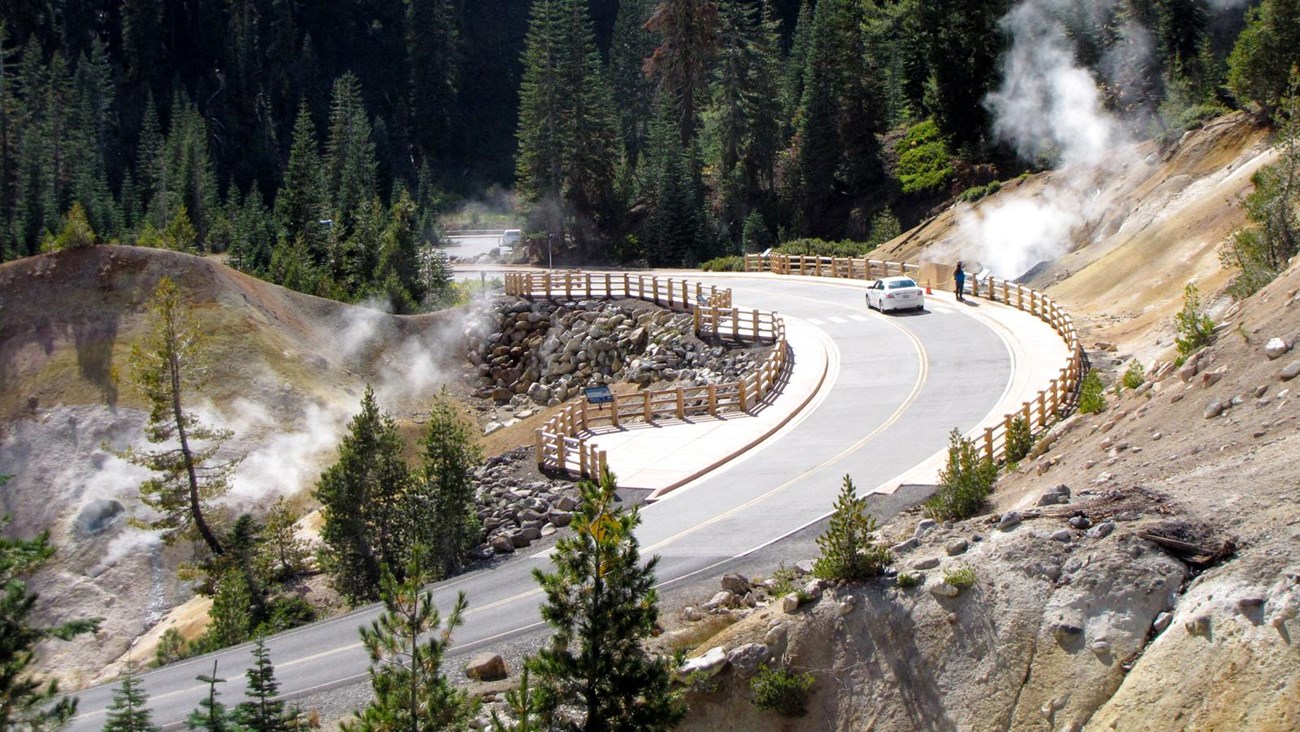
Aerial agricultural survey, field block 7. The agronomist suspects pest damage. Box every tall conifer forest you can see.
[0,0,1259,303]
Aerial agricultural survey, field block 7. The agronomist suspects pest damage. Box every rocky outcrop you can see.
[472,448,578,556]
[666,514,1187,732]
[464,297,762,405]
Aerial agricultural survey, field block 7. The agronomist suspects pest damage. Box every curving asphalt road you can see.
[64,273,1015,729]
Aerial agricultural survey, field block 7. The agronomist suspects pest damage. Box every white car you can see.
[866,276,925,313]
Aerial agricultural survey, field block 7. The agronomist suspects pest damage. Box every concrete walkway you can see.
[583,286,1071,499]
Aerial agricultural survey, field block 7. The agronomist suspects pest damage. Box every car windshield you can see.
[889,279,917,289]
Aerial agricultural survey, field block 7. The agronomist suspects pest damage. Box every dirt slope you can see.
[0,246,469,685]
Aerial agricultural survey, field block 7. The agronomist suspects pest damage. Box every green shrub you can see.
[751,664,816,717]
[943,566,976,589]
[1121,360,1146,390]
[742,211,775,253]
[153,627,192,667]
[257,594,317,635]
[1004,415,1033,463]
[813,476,892,581]
[1174,283,1215,357]
[773,238,876,258]
[700,255,745,272]
[766,563,799,597]
[924,429,998,521]
[895,572,922,588]
[1078,369,1107,415]
[959,180,1002,202]
[896,120,954,195]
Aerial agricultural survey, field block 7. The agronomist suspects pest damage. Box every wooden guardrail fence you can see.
[505,271,788,478]
[744,253,1084,466]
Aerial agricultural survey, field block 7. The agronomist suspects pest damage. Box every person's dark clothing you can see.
[954,264,966,302]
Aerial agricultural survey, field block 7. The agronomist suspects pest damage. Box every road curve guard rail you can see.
[504,271,788,478]
[744,253,1084,465]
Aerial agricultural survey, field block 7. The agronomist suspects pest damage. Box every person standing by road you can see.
[954,261,966,302]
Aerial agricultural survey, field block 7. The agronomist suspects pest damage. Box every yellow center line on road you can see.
[642,306,929,554]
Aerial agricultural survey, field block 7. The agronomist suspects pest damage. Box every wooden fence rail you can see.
[508,271,788,478]
[745,252,1084,466]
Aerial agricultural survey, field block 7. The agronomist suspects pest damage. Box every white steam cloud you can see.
[957,0,1144,279]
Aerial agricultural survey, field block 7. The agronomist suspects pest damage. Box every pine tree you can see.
[608,0,658,171]
[644,93,705,266]
[527,468,684,731]
[134,93,164,230]
[103,662,160,732]
[259,498,309,585]
[515,0,622,261]
[314,386,412,605]
[152,96,219,245]
[406,0,460,171]
[233,639,303,732]
[69,39,120,242]
[812,475,891,582]
[325,73,378,235]
[344,550,477,732]
[115,277,235,556]
[46,201,96,250]
[186,662,239,732]
[919,0,1010,149]
[274,101,329,266]
[704,0,782,244]
[418,389,483,579]
[644,0,721,146]
[0,502,100,729]
[200,568,256,652]
[1227,0,1300,114]
[379,188,426,311]
[779,0,813,140]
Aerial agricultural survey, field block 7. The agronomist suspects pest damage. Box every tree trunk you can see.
[171,347,223,555]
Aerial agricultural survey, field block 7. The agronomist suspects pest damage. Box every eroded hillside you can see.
[660,115,1300,730]
[0,246,468,686]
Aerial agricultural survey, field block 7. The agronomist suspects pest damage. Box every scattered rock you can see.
[726,644,770,678]
[703,591,735,611]
[915,518,938,537]
[1051,529,1073,543]
[930,582,961,598]
[1264,337,1291,360]
[1153,612,1173,633]
[676,647,728,682]
[1185,615,1211,636]
[999,512,1023,531]
[891,537,920,554]
[720,572,751,594]
[682,606,703,622]
[1237,596,1266,612]
[1280,360,1300,382]
[1201,366,1227,388]
[945,538,969,556]
[465,653,508,682]
[781,593,802,613]
[1086,521,1116,540]
[912,557,941,570]
[1203,399,1225,419]
[1068,516,1092,530]
[764,623,788,657]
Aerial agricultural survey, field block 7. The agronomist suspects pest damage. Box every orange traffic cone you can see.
[925,280,932,295]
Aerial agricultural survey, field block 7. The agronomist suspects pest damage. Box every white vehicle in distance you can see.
[500,229,522,251]
[866,276,925,313]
